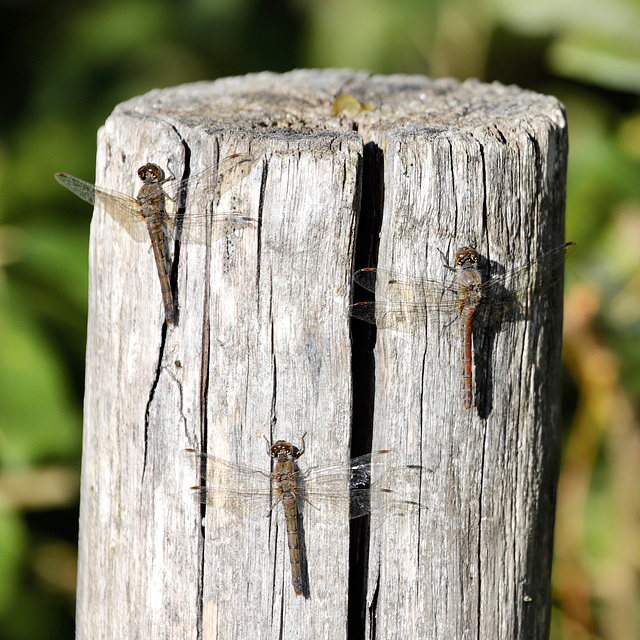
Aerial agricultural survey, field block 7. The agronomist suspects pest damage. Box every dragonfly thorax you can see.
[136,183,166,216]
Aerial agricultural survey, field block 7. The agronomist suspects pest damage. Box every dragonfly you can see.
[351,242,576,411]
[55,153,257,324]
[185,438,420,597]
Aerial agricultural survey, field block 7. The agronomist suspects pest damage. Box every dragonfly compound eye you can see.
[455,247,478,267]
[138,163,164,183]
[270,441,294,457]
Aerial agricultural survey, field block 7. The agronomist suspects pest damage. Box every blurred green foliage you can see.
[0,0,637,638]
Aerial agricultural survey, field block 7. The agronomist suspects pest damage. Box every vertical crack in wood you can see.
[415,333,428,581]
[477,138,493,418]
[141,321,169,481]
[269,278,277,429]
[254,152,268,299]
[269,522,279,621]
[194,128,211,635]
[368,571,380,640]
[199,258,211,442]
[167,134,192,327]
[477,141,488,228]
[277,584,285,639]
[196,305,210,635]
[348,139,384,639]
[195,450,206,640]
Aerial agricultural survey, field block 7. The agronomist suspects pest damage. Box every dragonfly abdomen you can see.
[145,218,174,323]
[280,489,302,596]
[274,457,303,596]
[459,304,476,411]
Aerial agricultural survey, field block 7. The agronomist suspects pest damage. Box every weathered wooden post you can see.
[76,70,568,639]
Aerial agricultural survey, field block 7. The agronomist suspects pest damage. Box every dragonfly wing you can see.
[166,153,257,204]
[163,153,257,245]
[356,268,431,299]
[55,172,98,206]
[93,189,151,243]
[353,267,379,294]
[480,242,576,301]
[299,451,422,520]
[165,211,256,244]
[55,172,149,243]
[295,456,363,518]
[206,213,256,242]
[348,451,422,519]
[189,486,276,519]
[354,267,435,297]
[354,268,459,304]
[351,301,430,331]
[185,449,276,519]
[213,153,259,199]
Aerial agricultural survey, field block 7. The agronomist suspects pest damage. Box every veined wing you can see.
[185,449,276,519]
[299,450,422,519]
[478,242,576,301]
[163,210,256,245]
[352,243,576,324]
[165,153,257,207]
[163,153,259,244]
[352,268,462,330]
[354,268,461,308]
[351,300,433,330]
[55,172,150,242]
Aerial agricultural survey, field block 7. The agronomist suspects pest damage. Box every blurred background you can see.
[0,0,638,638]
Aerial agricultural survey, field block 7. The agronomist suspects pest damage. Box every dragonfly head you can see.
[270,440,295,460]
[454,247,478,270]
[137,163,164,184]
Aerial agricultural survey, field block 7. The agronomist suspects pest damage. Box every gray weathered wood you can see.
[76,69,568,640]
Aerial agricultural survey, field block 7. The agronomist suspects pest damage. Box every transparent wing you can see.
[55,172,150,242]
[162,153,258,244]
[350,300,433,330]
[298,450,422,520]
[185,449,276,519]
[354,268,461,308]
[478,242,576,301]
[352,268,461,330]
[165,153,257,207]
[163,211,256,245]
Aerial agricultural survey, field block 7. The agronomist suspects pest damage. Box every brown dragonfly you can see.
[55,153,257,324]
[351,242,576,410]
[186,438,420,597]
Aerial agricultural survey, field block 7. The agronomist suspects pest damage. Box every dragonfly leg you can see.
[160,165,176,186]
[437,247,457,272]
[294,433,307,458]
